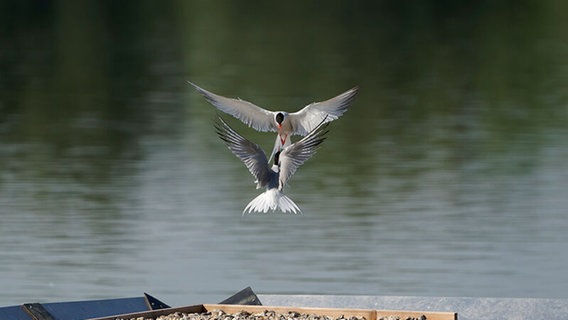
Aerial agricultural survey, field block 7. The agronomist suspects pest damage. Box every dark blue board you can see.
[0,294,169,320]
[37,297,150,320]
[0,288,257,320]
[0,305,31,320]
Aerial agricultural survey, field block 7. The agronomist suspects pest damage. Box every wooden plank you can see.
[205,304,456,320]
[204,304,376,320]
[375,309,457,320]
[89,303,457,320]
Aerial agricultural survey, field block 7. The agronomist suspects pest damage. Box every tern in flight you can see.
[191,81,356,159]
[215,116,329,214]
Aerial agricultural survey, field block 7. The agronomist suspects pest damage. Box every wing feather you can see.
[190,81,276,132]
[215,117,271,184]
[288,86,358,136]
[278,119,329,190]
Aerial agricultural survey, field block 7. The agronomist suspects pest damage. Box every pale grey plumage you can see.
[215,116,329,213]
[192,81,356,135]
[197,83,275,132]
[191,81,356,160]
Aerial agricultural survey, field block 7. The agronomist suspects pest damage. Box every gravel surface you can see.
[117,309,426,320]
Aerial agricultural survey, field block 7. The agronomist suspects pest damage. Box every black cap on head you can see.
[275,113,284,125]
[274,151,281,166]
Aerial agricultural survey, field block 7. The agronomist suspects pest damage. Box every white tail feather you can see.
[243,189,301,214]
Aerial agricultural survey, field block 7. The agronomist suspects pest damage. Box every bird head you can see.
[275,112,285,129]
[273,150,281,166]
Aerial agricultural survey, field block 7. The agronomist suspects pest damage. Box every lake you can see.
[1,1,567,306]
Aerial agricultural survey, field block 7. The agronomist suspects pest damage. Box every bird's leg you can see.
[279,133,288,146]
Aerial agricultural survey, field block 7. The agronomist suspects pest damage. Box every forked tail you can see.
[243,189,301,214]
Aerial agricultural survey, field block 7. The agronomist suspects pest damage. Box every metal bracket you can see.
[219,287,262,305]
[144,292,171,310]
[22,303,56,320]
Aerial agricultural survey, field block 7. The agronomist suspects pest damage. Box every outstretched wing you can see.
[191,81,276,132]
[288,86,358,136]
[215,117,271,184]
[278,118,330,190]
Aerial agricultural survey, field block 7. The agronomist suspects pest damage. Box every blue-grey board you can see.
[0,293,168,320]
[0,288,259,320]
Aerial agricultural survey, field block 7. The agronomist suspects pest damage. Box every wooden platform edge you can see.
[207,304,457,320]
[88,303,457,320]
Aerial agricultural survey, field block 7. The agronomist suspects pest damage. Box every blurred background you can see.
[1,1,567,306]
